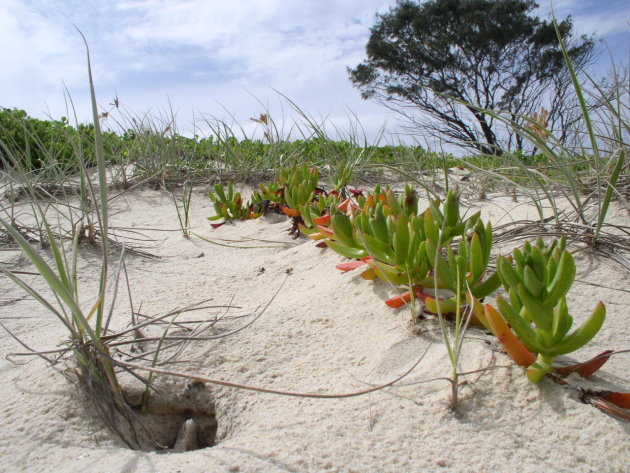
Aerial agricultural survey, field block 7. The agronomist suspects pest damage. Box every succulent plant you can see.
[281,164,319,217]
[250,180,284,212]
[326,189,499,312]
[207,182,253,222]
[423,208,500,314]
[331,161,353,192]
[491,237,606,382]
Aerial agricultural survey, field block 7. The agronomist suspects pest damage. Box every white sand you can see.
[0,186,628,473]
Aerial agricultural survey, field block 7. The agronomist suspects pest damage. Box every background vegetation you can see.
[348,0,594,155]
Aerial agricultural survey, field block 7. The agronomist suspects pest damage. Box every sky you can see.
[1,0,628,147]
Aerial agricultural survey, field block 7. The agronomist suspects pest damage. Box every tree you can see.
[349,0,594,155]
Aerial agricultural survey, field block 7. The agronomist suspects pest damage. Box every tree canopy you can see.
[349,0,594,155]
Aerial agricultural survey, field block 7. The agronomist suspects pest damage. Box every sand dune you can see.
[0,186,628,473]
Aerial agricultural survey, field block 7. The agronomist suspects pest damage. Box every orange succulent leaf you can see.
[281,206,300,217]
[336,260,367,272]
[385,286,426,308]
[316,225,335,236]
[484,304,536,367]
[412,288,433,302]
[553,350,613,379]
[386,291,411,308]
[337,198,351,213]
[313,214,331,226]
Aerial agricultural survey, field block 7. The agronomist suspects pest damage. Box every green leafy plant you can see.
[331,161,354,193]
[277,163,320,218]
[208,164,323,235]
[207,181,255,224]
[324,186,498,408]
[327,189,499,316]
[247,178,292,219]
[324,184,418,262]
[299,192,345,233]
[490,238,606,382]
[251,163,321,234]
[423,206,499,315]
[0,106,120,174]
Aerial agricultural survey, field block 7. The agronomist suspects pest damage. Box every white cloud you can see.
[537,0,630,37]
[113,0,387,82]
[572,10,630,37]
[2,0,626,144]
[0,1,85,97]
[1,0,395,139]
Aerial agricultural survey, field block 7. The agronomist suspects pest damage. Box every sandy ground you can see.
[0,184,628,473]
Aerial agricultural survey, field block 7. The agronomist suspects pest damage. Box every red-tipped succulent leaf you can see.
[484,304,536,367]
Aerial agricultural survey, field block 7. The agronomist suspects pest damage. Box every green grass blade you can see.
[0,216,97,340]
[75,26,109,338]
[596,148,626,237]
[0,265,71,330]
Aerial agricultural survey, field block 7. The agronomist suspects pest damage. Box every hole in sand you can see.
[122,380,218,452]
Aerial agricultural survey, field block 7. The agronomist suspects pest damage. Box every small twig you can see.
[111,348,428,399]
[1,322,57,364]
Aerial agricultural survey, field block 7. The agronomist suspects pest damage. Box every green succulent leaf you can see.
[496,296,544,354]
[326,240,367,260]
[547,302,606,357]
[517,283,553,333]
